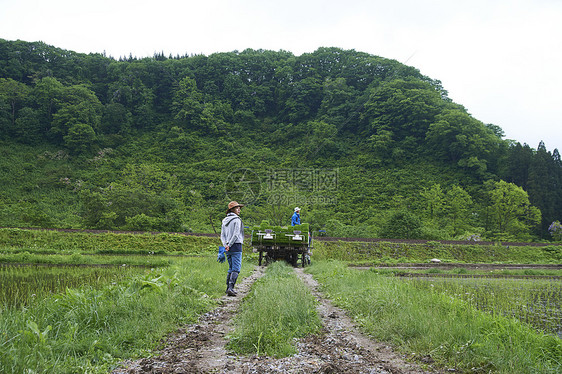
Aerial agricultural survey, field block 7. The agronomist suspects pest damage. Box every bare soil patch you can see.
[113,266,442,374]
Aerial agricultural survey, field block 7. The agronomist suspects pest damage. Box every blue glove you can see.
[217,246,226,263]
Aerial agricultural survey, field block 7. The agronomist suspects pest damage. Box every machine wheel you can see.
[286,253,297,267]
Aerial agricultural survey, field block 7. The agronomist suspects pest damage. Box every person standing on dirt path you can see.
[221,201,244,296]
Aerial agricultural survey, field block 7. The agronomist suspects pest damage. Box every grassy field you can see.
[0,228,254,374]
[405,276,562,339]
[1,229,561,373]
[312,239,562,264]
[0,256,250,373]
[0,264,148,308]
[307,260,562,373]
[0,228,219,255]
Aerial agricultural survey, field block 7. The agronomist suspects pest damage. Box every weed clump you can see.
[228,262,322,357]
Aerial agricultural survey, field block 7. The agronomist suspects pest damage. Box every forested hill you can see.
[1,39,561,242]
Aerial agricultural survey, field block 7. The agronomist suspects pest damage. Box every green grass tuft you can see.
[227,262,322,357]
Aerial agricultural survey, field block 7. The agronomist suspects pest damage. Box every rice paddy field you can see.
[405,276,562,339]
[0,264,150,309]
[1,228,561,373]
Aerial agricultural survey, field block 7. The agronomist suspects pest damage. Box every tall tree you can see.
[0,78,30,136]
[425,109,500,177]
[502,142,533,189]
[527,141,559,236]
[486,180,541,237]
[445,184,473,234]
[33,77,64,135]
[318,77,357,130]
[14,107,41,144]
[50,84,103,143]
[362,78,443,156]
[172,76,204,129]
[64,123,96,154]
[420,183,445,222]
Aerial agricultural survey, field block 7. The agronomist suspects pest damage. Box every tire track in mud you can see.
[113,266,442,374]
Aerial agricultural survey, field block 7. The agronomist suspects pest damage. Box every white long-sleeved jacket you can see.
[221,213,244,247]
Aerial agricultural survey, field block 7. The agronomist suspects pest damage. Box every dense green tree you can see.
[426,109,501,176]
[485,180,541,238]
[420,183,445,222]
[101,102,132,135]
[502,142,533,189]
[380,210,423,239]
[14,107,41,144]
[106,62,155,129]
[172,76,204,129]
[282,76,323,123]
[32,77,65,134]
[553,148,562,224]
[81,163,186,230]
[50,85,103,142]
[361,78,443,157]
[300,120,340,160]
[64,123,96,154]
[222,73,254,112]
[234,109,258,130]
[0,78,31,135]
[526,141,560,236]
[445,184,473,234]
[318,77,357,129]
[0,96,12,138]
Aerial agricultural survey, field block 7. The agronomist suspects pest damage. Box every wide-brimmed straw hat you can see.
[227,201,244,212]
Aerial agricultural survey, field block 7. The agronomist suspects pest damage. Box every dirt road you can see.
[113,266,442,373]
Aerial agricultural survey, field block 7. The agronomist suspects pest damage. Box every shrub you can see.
[64,123,96,154]
[548,221,562,241]
[379,210,423,239]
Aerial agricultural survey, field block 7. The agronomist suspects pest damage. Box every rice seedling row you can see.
[0,263,149,309]
[405,276,562,338]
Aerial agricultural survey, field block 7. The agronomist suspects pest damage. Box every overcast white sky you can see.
[1,0,561,152]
